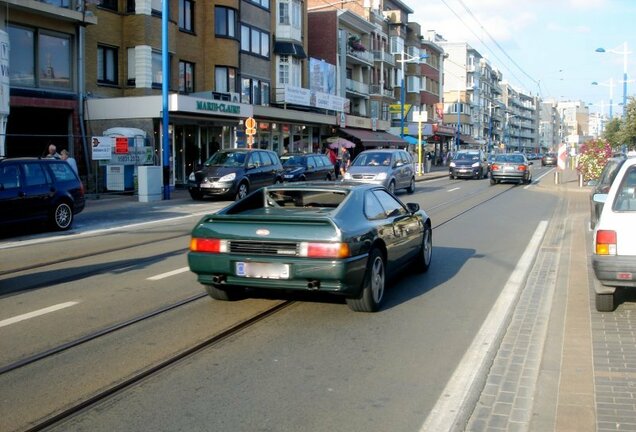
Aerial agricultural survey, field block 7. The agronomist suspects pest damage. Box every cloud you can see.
[568,0,608,8]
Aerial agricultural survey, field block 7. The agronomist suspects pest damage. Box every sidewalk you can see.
[465,168,636,432]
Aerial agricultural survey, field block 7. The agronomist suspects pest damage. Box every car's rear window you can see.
[613,166,636,212]
[49,162,77,182]
[266,189,346,208]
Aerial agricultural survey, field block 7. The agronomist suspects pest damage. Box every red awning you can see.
[339,128,408,147]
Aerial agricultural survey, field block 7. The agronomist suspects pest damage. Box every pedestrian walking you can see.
[340,147,351,177]
[45,143,61,159]
[327,147,339,179]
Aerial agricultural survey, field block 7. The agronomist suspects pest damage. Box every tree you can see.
[603,117,622,149]
[617,97,636,149]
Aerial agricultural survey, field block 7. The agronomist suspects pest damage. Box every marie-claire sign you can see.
[91,136,113,160]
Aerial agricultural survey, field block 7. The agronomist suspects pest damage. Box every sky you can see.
[411,0,636,116]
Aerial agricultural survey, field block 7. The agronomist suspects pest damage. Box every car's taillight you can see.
[518,165,527,171]
[190,238,228,253]
[491,164,501,171]
[596,230,617,255]
[299,242,350,258]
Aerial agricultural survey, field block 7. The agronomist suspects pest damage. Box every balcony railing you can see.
[369,85,394,98]
[347,49,374,64]
[372,51,395,66]
[346,79,369,95]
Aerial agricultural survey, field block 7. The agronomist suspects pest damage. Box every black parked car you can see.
[188,149,284,201]
[280,153,334,182]
[449,149,489,179]
[0,157,85,230]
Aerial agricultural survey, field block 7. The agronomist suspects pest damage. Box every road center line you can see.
[420,220,548,432]
[147,266,190,281]
[0,301,79,328]
[448,187,460,192]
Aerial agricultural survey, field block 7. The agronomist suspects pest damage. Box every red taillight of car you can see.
[596,230,617,255]
[300,242,351,258]
[190,238,228,253]
[491,164,501,171]
[518,165,527,172]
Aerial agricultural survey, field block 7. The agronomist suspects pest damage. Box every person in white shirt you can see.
[60,149,79,175]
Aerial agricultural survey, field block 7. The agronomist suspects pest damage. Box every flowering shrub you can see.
[576,139,613,181]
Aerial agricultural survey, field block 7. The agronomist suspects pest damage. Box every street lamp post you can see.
[398,52,429,139]
[596,42,631,118]
[591,78,615,118]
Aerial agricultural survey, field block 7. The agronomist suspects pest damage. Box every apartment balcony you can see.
[276,24,302,43]
[346,48,374,66]
[9,0,97,24]
[372,51,395,67]
[369,85,394,98]
[346,79,370,96]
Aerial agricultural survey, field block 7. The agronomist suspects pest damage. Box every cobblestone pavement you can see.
[463,169,636,431]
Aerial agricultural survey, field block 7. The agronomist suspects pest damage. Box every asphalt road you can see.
[0,166,560,432]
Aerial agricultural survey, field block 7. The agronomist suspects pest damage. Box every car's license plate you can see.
[235,262,290,279]
[504,166,515,171]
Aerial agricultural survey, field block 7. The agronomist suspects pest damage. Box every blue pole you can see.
[162,0,170,200]
[623,71,628,119]
[400,77,405,139]
[456,98,460,151]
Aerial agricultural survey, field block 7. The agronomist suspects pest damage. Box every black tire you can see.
[299,175,306,182]
[413,224,432,273]
[449,174,454,180]
[190,190,203,200]
[205,284,245,301]
[490,177,496,185]
[406,177,415,194]
[595,292,616,312]
[235,182,249,200]
[326,173,332,181]
[51,202,73,230]
[387,181,396,195]
[346,248,385,312]
[474,169,482,179]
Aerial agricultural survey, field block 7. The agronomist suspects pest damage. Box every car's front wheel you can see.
[205,284,245,301]
[387,181,396,195]
[235,182,249,200]
[190,189,203,200]
[346,248,385,312]
[413,224,432,273]
[51,201,73,230]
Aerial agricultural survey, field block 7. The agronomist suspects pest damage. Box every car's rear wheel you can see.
[596,291,616,312]
[413,224,432,273]
[51,202,73,230]
[346,248,385,312]
[205,284,245,301]
[236,182,249,200]
[406,177,415,194]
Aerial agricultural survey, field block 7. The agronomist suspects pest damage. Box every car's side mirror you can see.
[406,202,420,213]
[587,179,599,186]
[528,161,533,165]
[593,193,608,204]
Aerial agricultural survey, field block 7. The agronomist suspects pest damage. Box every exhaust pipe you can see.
[307,280,320,290]
[212,275,226,284]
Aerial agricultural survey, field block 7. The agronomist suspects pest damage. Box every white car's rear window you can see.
[613,166,636,212]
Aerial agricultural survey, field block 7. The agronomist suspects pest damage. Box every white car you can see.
[592,157,636,312]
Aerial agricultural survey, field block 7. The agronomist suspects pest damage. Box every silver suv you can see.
[343,149,415,194]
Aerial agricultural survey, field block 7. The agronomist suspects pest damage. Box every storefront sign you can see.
[91,136,113,160]
[195,100,241,115]
[99,147,155,166]
[275,85,348,112]
[115,137,129,154]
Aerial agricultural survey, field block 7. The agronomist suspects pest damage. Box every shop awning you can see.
[339,128,408,147]
[274,41,307,59]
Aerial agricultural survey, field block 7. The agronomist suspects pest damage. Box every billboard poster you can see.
[309,58,336,95]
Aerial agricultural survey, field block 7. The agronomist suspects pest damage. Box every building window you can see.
[178,0,194,32]
[277,55,300,87]
[215,7,237,38]
[152,51,163,87]
[8,25,73,90]
[100,0,118,11]
[241,77,270,105]
[179,61,194,93]
[97,45,118,85]
[248,0,270,9]
[279,0,301,28]
[278,55,289,84]
[215,66,237,93]
[240,25,270,58]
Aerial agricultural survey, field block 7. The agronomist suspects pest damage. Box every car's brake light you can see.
[491,164,501,171]
[518,165,527,171]
[190,238,228,253]
[596,230,617,255]
[299,242,350,258]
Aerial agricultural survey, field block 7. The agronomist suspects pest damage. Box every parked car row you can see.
[590,153,636,312]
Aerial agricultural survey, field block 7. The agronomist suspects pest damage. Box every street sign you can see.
[115,137,129,154]
[557,143,567,170]
[245,117,256,130]
[91,136,113,160]
[389,104,412,114]
[245,127,257,135]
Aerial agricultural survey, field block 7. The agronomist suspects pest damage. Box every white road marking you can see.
[448,187,460,192]
[147,266,190,281]
[523,169,555,189]
[420,220,548,432]
[0,301,79,328]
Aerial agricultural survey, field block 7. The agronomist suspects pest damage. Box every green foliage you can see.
[576,138,612,181]
[602,118,622,148]
[603,97,636,150]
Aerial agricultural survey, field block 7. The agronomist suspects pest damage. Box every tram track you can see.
[3,180,525,432]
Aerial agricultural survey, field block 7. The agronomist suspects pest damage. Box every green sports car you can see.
[188,182,432,312]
